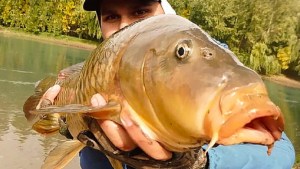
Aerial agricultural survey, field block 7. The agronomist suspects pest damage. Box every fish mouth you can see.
[216,83,284,147]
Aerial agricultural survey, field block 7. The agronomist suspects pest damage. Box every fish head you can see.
[119,15,284,152]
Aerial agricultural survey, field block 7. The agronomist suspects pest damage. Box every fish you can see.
[23,14,284,169]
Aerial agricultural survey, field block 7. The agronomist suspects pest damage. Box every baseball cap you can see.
[83,0,176,14]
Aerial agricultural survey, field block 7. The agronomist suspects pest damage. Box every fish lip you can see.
[218,109,283,145]
[216,83,284,146]
[218,100,284,146]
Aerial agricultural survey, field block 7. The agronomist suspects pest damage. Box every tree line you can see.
[0,0,100,39]
[0,0,299,76]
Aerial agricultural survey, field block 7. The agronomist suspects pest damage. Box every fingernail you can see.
[95,94,107,106]
[91,97,99,106]
[51,85,60,91]
[121,113,133,127]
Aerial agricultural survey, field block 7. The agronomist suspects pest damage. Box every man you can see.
[42,0,296,168]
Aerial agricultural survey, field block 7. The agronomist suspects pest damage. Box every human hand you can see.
[36,88,172,160]
[91,94,172,161]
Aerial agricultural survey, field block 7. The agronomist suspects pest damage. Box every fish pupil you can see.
[178,47,185,57]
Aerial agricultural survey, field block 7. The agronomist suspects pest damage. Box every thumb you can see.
[36,85,61,109]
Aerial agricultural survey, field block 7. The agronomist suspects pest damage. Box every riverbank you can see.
[0,27,97,50]
[263,75,300,89]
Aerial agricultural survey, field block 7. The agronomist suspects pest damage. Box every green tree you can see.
[0,0,100,39]
[170,0,299,75]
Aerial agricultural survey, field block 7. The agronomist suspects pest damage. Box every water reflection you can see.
[0,33,92,168]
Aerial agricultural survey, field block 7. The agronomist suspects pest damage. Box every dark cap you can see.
[83,0,161,11]
[83,0,100,11]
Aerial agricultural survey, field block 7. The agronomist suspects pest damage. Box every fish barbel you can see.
[24,14,284,168]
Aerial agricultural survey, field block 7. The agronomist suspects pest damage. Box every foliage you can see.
[0,0,300,76]
[170,0,300,76]
[0,0,100,39]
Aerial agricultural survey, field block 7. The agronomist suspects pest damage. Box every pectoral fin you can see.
[84,101,122,124]
[30,101,122,123]
[42,140,85,169]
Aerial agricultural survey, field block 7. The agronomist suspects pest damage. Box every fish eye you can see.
[176,40,192,59]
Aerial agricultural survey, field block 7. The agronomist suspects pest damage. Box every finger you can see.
[120,110,172,161]
[98,120,137,151]
[43,84,61,103]
[36,85,61,109]
[92,93,137,151]
[91,93,107,107]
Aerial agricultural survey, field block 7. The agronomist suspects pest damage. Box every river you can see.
[0,33,91,169]
[0,33,299,168]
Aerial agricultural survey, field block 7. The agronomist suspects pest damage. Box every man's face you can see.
[99,0,164,39]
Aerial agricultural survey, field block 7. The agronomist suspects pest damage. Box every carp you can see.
[23,14,284,169]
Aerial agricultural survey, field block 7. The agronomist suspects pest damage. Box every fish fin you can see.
[23,76,57,122]
[30,101,121,123]
[85,101,122,123]
[32,113,61,135]
[77,131,123,169]
[108,157,124,169]
[58,62,85,79]
[29,104,87,115]
[42,140,85,169]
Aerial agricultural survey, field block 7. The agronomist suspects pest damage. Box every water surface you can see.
[0,33,92,169]
[264,80,300,163]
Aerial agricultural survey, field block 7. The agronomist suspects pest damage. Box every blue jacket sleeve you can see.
[80,133,295,169]
[202,132,295,169]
